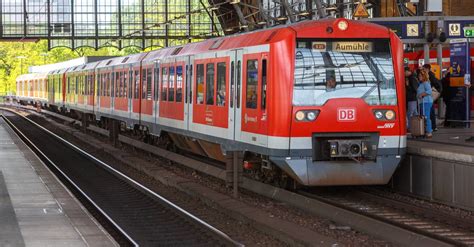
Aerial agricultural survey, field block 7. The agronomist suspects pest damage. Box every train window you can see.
[261,59,267,110]
[216,62,226,107]
[168,66,175,102]
[161,67,168,101]
[185,65,188,104]
[237,61,241,108]
[176,66,183,102]
[85,75,88,96]
[97,74,100,96]
[189,65,193,104]
[103,74,107,97]
[141,69,147,99]
[154,67,159,101]
[101,73,105,96]
[116,72,120,97]
[121,71,125,97]
[134,70,140,99]
[196,64,204,104]
[110,72,114,97]
[146,69,152,100]
[230,61,234,108]
[123,71,128,98]
[246,60,258,109]
[206,63,214,105]
[129,71,133,99]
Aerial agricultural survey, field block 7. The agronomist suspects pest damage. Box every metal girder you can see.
[0,0,221,50]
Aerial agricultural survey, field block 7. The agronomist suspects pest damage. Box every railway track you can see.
[302,188,474,246]
[1,111,241,246]
[7,105,474,246]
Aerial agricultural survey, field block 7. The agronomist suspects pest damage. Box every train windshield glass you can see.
[293,39,396,106]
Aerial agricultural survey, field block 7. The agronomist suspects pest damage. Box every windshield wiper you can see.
[361,80,382,104]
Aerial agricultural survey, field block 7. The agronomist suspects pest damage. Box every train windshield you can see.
[293,39,396,106]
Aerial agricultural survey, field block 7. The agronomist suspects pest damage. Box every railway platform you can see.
[392,125,474,211]
[0,117,116,246]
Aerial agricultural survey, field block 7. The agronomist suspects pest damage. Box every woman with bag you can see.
[417,70,434,138]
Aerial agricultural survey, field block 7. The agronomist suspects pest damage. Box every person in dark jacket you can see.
[441,71,453,127]
[422,64,442,131]
[405,67,419,131]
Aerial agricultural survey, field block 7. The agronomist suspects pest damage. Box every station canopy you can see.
[0,0,221,50]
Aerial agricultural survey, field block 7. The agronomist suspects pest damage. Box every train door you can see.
[127,66,133,120]
[131,65,141,122]
[153,61,160,124]
[185,55,194,130]
[241,52,268,147]
[230,49,243,141]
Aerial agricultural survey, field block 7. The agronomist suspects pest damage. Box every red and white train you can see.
[16,18,406,186]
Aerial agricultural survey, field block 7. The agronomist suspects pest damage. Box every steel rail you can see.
[1,109,243,247]
[1,114,138,246]
[6,105,458,246]
[300,189,473,247]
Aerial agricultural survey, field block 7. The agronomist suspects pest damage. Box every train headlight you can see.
[374,111,384,120]
[306,111,317,121]
[295,111,305,121]
[385,110,395,120]
[337,20,349,31]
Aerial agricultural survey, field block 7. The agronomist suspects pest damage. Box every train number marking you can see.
[337,108,356,122]
[377,123,395,129]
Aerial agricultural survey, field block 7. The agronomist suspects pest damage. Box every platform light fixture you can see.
[298,11,310,16]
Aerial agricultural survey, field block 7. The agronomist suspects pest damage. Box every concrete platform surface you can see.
[0,117,117,247]
[408,126,474,163]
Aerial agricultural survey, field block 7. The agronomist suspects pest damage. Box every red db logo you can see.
[338,108,356,122]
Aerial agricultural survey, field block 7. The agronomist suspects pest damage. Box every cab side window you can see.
[216,62,226,106]
[246,60,258,109]
[161,67,168,101]
[206,63,214,105]
[196,64,204,104]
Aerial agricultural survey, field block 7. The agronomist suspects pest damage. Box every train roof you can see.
[16,73,48,81]
[22,18,395,78]
[95,52,148,69]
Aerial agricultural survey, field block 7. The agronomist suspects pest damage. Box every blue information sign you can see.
[449,40,471,127]
[369,21,424,39]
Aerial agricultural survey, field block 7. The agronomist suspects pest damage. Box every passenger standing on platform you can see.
[422,64,442,131]
[417,70,434,138]
[405,67,419,131]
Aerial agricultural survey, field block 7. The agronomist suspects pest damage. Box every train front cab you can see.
[271,19,406,186]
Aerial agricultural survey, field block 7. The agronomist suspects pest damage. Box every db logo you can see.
[338,108,356,122]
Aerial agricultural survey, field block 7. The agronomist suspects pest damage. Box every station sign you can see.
[332,41,373,52]
[368,21,424,39]
[464,27,474,38]
[445,21,474,38]
[449,39,471,126]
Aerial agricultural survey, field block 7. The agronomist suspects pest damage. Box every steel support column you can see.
[94,0,98,50]
[71,0,75,49]
[165,0,169,47]
[187,0,192,43]
[280,0,296,23]
[118,0,122,49]
[232,3,249,32]
[47,0,51,50]
[23,0,27,37]
[141,0,145,49]
[314,0,327,19]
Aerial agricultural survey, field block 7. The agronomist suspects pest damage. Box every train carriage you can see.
[16,73,48,105]
[17,18,406,186]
